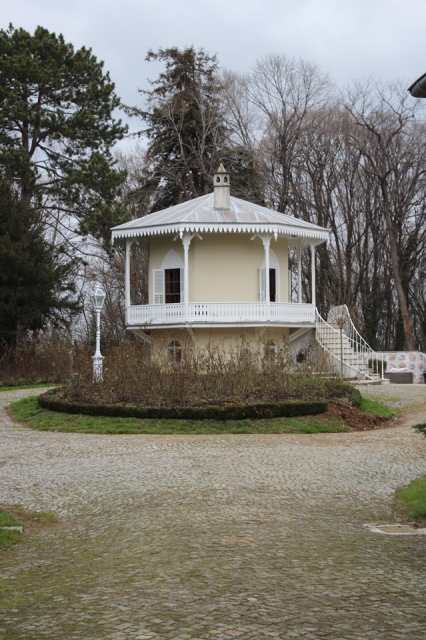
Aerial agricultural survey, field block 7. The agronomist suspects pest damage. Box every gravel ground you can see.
[1,384,426,640]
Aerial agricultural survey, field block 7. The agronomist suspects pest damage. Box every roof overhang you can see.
[408,72,426,98]
[111,222,329,245]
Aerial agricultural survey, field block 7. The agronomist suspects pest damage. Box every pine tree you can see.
[126,46,265,213]
[133,47,225,211]
[0,180,77,347]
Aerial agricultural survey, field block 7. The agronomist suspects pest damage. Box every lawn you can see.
[9,395,354,435]
[0,508,22,548]
[395,475,426,524]
[358,397,398,419]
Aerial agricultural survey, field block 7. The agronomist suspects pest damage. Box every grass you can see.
[0,507,23,549]
[0,505,57,550]
[0,508,21,527]
[9,396,351,435]
[395,476,426,524]
[359,397,398,419]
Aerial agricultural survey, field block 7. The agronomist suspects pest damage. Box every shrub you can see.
[0,334,84,386]
[54,338,356,413]
[38,389,328,420]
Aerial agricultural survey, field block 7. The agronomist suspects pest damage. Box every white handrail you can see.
[127,301,317,326]
[316,308,384,380]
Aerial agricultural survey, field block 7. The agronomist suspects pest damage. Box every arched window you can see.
[153,249,184,304]
[167,340,182,363]
[264,340,277,360]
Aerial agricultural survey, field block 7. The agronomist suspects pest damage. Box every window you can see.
[264,340,277,360]
[153,265,184,305]
[269,269,276,303]
[167,340,181,363]
[165,268,181,303]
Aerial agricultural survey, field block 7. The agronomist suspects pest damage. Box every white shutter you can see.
[259,268,266,302]
[153,269,164,304]
[180,268,184,304]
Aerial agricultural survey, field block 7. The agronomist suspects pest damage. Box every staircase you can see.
[315,306,383,381]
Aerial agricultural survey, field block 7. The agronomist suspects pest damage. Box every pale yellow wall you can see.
[148,233,290,304]
[191,234,263,302]
[147,326,290,360]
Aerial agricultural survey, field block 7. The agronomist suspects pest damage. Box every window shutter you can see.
[180,268,184,304]
[153,269,164,304]
[259,268,266,302]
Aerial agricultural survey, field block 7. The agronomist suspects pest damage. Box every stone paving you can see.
[1,385,426,639]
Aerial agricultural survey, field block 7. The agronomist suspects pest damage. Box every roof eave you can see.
[111,222,329,244]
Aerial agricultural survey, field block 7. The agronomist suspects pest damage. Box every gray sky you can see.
[4,0,426,144]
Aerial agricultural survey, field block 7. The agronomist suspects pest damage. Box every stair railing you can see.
[316,308,384,380]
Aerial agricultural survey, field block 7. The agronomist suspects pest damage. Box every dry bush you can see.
[63,337,347,408]
[0,334,85,386]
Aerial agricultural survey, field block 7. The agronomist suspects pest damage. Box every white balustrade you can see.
[127,302,316,326]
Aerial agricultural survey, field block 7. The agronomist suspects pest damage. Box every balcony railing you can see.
[127,302,316,327]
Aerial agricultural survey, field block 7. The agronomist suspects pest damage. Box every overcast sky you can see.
[5,0,426,145]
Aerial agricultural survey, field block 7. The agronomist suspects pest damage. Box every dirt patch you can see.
[324,399,388,431]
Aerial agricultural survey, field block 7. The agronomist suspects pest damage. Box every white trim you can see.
[112,223,329,243]
[125,239,131,321]
[261,248,280,303]
[259,268,266,303]
[310,243,316,306]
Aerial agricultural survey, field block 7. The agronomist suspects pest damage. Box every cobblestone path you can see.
[1,386,426,639]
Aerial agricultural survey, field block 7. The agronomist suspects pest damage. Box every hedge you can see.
[38,390,328,421]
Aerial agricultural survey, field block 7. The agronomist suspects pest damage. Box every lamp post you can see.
[91,285,106,381]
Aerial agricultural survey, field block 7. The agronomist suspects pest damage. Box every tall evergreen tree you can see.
[0,179,77,347]
[127,46,263,213]
[137,47,224,211]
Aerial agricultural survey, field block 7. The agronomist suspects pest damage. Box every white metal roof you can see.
[111,193,329,243]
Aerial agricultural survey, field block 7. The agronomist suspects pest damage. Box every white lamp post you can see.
[91,285,106,381]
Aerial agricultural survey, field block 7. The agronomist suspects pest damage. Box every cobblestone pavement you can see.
[1,385,426,639]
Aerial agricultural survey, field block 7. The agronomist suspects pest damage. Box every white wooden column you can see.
[180,233,202,319]
[125,239,132,324]
[310,242,316,307]
[297,240,302,303]
[182,234,191,317]
[261,235,272,317]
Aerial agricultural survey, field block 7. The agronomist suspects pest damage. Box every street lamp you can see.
[408,72,426,98]
[91,285,106,381]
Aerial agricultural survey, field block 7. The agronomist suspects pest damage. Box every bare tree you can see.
[343,79,426,349]
[245,54,333,212]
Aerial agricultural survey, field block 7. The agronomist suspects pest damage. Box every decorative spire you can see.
[213,164,230,210]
